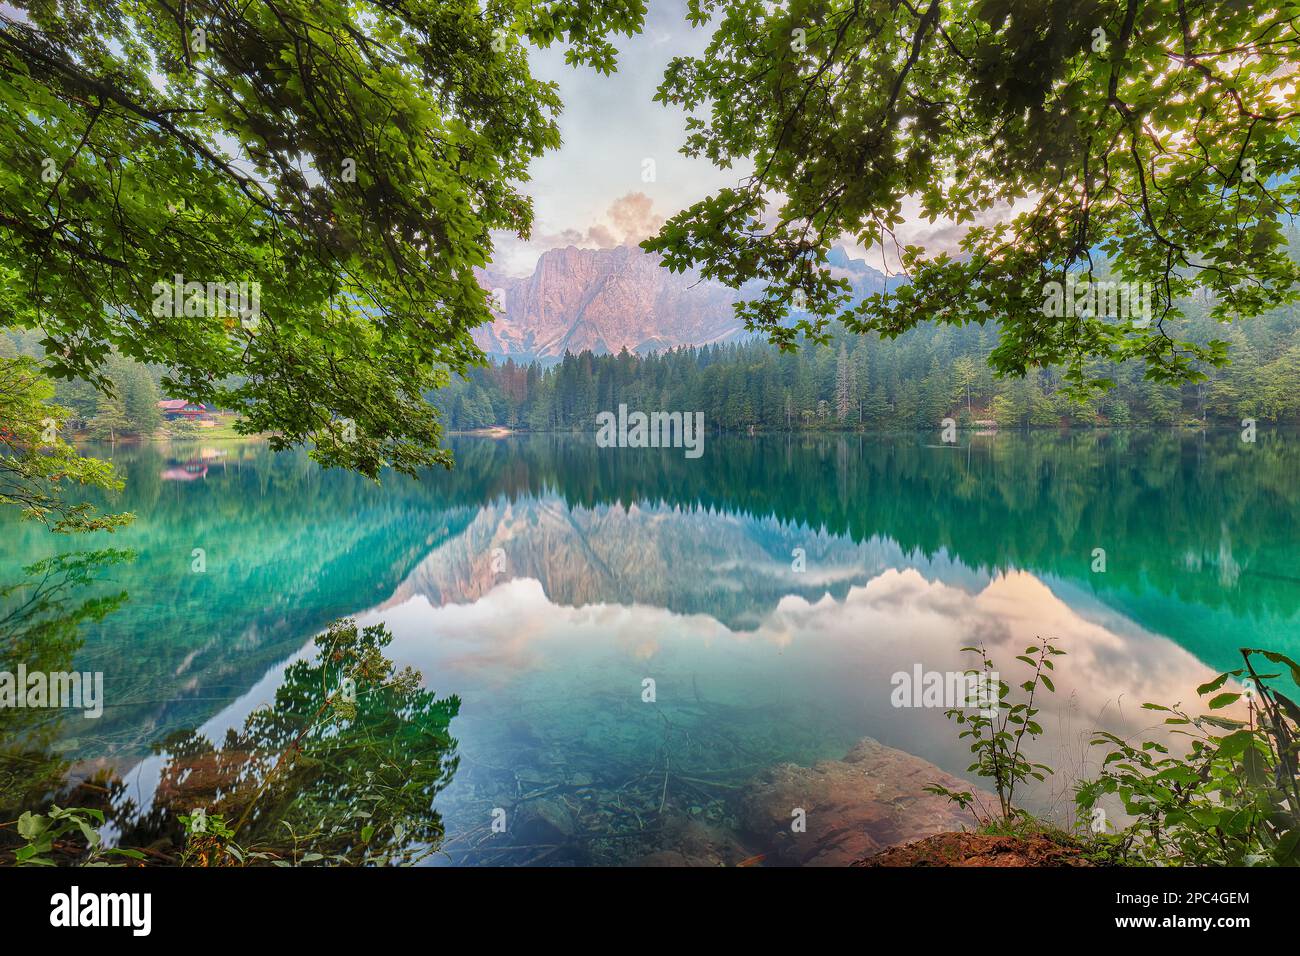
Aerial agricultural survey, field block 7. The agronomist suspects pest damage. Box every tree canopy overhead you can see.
[0,0,646,478]
[645,0,1300,397]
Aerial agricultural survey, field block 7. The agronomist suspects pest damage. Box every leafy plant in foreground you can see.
[13,806,144,866]
[1079,648,1300,866]
[926,637,1061,824]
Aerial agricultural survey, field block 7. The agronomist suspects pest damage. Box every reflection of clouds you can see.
[112,564,1248,836]
[773,569,1246,743]
[716,555,869,590]
[371,567,1244,760]
[369,578,731,686]
[372,567,1244,823]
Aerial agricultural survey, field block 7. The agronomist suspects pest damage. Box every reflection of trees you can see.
[111,619,460,865]
[0,550,460,866]
[0,549,132,820]
[14,434,1297,635]
[428,431,1300,624]
[0,440,476,755]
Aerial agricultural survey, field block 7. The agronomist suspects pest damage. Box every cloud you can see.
[607,192,666,244]
[905,201,1023,258]
[489,193,667,275]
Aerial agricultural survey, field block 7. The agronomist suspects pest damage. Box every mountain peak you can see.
[476,244,746,362]
[475,243,888,363]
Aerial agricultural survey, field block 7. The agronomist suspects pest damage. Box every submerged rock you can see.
[513,795,576,846]
[628,818,753,867]
[738,737,988,866]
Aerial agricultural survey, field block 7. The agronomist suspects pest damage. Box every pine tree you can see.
[952,356,977,413]
[834,343,857,423]
[120,362,161,435]
[88,393,130,442]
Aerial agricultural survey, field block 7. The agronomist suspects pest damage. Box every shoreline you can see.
[68,420,1270,447]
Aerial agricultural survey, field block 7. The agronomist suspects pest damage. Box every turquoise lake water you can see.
[2,430,1297,863]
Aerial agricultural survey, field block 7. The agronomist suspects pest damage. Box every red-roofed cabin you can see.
[158,399,210,420]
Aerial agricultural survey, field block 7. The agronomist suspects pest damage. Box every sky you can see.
[490,0,1000,278]
[487,1,743,276]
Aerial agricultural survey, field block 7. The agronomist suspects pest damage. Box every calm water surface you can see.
[2,431,1297,864]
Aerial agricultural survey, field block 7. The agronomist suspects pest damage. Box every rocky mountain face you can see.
[474,244,889,362]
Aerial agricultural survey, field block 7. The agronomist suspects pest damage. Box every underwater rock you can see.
[628,818,753,867]
[738,737,987,866]
[512,795,576,846]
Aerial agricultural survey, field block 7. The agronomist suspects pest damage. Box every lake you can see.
[2,430,1298,864]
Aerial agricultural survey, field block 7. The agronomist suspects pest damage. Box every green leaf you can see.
[1197,673,1231,696]
[16,812,46,841]
[1272,828,1300,865]
[1216,729,1259,758]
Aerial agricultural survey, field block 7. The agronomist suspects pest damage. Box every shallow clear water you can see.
[2,431,1298,864]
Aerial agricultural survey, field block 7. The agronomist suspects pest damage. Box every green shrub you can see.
[926,637,1062,824]
[1078,648,1300,866]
